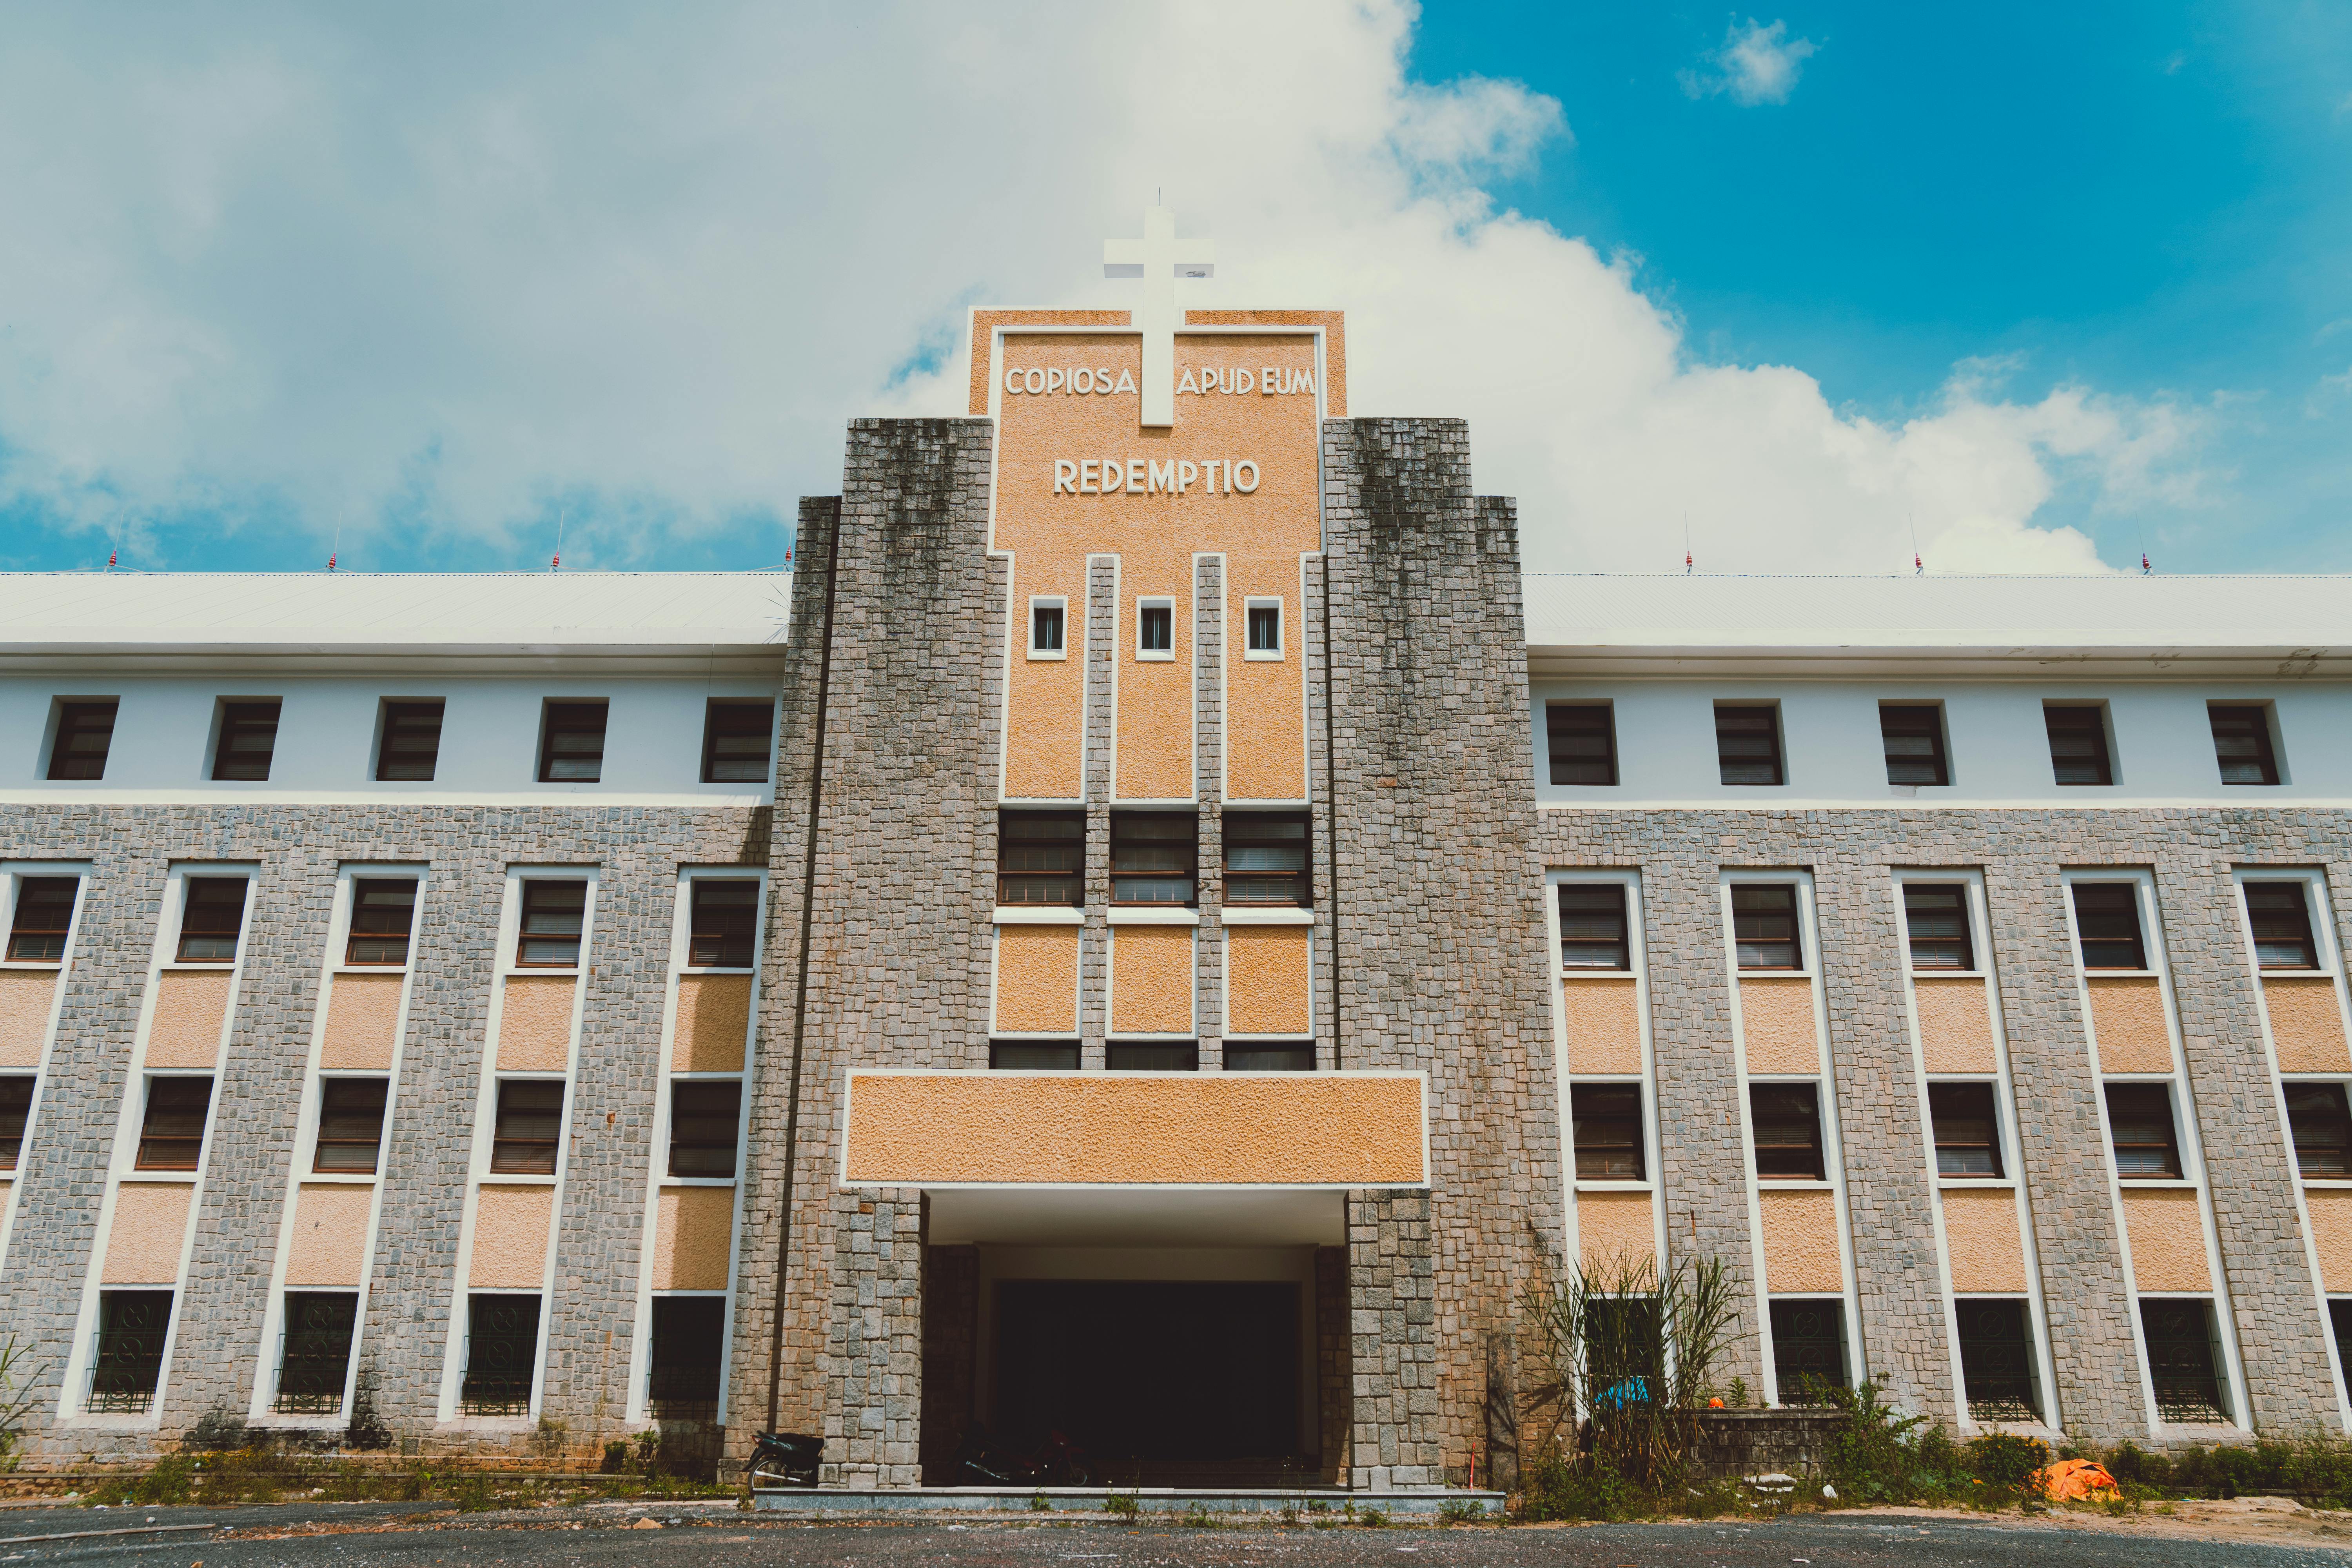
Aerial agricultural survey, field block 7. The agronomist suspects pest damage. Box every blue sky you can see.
[0,2,2344,577]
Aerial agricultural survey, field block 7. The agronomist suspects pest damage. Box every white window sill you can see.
[1242,652,1285,662]
[1756,1179,1835,1192]
[2117,1177,2199,1190]
[0,961,63,973]
[120,1172,200,1186]
[1937,1177,2016,1191]
[1739,970,1815,980]
[660,1176,740,1189]
[503,967,582,980]
[679,966,759,976]
[1136,651,1175,663]
[332,966,410,978]
[1108,907,1199,926]
[476,1176,559,1189]
[1027,650,1068,662]
[993,907,1083,926]
[161,962,238,973]
[1574,1180,1655,1194]
[2305,1179,2352,1189]
[1560,969,1635,981]
[2083,970,2161,980]
[1911,970,1987,981]
[298,1172,379,1187]
[1221,907,1313,926]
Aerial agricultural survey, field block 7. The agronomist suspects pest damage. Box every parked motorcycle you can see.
[951,1421,1095,1487]
[749,1430,823,1488]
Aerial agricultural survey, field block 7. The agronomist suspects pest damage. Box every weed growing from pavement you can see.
[1104,1491,1139,1517]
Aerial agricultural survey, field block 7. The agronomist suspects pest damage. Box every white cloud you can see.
[0,0,2191,575]
[1680,18,1821,107]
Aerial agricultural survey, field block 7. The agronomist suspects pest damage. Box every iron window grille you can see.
[1902,883,1974,971]
[688,879,759,967]
[490,1080,565,1175]
[1570,1083,1645,1180]
[2140,1299,2227,1423]
[1732,884,1801,970]
[6,876,78,962]
[1559,884,1631,971]
[1223,811,1310,907]
[1224,1043,1313,1071]
[376,700,444,782]
[1139,603,1173,655]
[1954,1299,2038,1421]
[989,1040,1080,1070]
[2105,1083,2182,1178]
[314,1078,390,1174]
[2208,704,2279,785]
[345,878,417,967]
[87,1290,174,1414]
[997,810,1084,907]
[1246,603,1281,655]
[702,700,774,784]
[2285,1083,2352,1179]
[1106,1041,1198,1071]
[515,880,587,967]
[2044,704,2113,786]
[646,1296,727,1420]
[211,700,281,782]
[538,701,608,783]
[2244,881,2319,970]
[2071,883,2146,970]
[1546,702,1617,786]
[1110,812,1196,906]
[274,1292,358,1414]
[1750,1083,1826,1180]
[176,877,249,963]
[135,1076,212,1171]
[1928,1082,2003,1176]
[47,699,118,781]
[460,1295,541,1416]
[668,1081,742,1178]
[1769,1300,1847,1401]
[0,1076,31,1170]
[1880,704,1949,787]
[1714,704,1783,786]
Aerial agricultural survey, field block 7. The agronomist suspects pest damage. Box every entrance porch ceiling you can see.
[927,1185,1344,1247]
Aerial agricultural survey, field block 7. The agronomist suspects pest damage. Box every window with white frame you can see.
[1136,597,1174,660]
[1244,599,1283,659]
[1029,597,1067,659]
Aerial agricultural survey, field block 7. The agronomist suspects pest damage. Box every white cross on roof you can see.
[1103,204,1215,428]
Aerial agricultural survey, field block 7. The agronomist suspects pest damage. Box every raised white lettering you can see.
[1126,459,1146,494]
[1177,459,1198,493]
[1078,459,1098,494]
[1115,368,1136,394]
[1294,368,1315,396]
[1178,368,1199,396]
[1097,366,1113,393]
[1236,369,1253,394]
[1054,459,1077,494]
[1232,460,1260,493]
[1149,459,1175,494]
[1005,367,1024,394]
[1262,365,1278,394]
[1073,367,1093,394]
[1024,368,1045,394]
[1205,459,1223,493]
[1046,368,1065,393]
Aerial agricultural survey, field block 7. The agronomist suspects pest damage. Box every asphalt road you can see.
[1,1503,2348,1568]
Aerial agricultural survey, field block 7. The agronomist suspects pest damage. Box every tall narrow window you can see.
[1224,811,1310,907]
[136,1076,213,1171]
[1246,601,1282,657]
[1029,600,1066,656]
[376,701,444,782]
[538,701,608,783]
[490,1080,564,1174]
[274,1292,359,1414]
[460,1294,541,1416]
[1570,1084,1645,1180]
[1111,812,1196,905]
[1902,883,1975,971]
[88,1291,174,1413]
[1769,1300,1847,1399]
[1138,601,1174,657]
[668,1081,742,1178]
[1559,884,1631,971]
[2285,1083,2352,1178]
[2071,883,2146,970]
[2140,1300,2226,1423]
[1750,1083,1825,1180]
[1546,703,1617,786]
[1954,1300,2038,1421]
[2209,705,2279,786]
[0,1076,33,1169]
[313,1078,390,1174]
[1714,704,1783,786]
[702,700,774,784]
[6,877,78,962]
[2244,882,2319,970]
[1928,1082,2004,1176]
[47,700,118,780]
[1732,884,1801,970]
[2044,704,2113,786]
[212,700,281,782]
[2105,1083,2182,1178]
[1879,704,1949,786]
[175,877,249,963]
[998,811,1084,907]
[515,880,587,967]
[647,1296,727,1418]
[345,878,417,967]
[688,880,759,967]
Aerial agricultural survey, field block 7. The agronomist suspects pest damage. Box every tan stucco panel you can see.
[994,927,1080,1035]
[843,1071,1425,1185]
[2305,1188,2352,1292]
[102,1182,192,1284]
[1117,593,1194,801]
[497,976,576,1072]
[147,969,231,1071]
[1227,926,1310,1036]
[321,974,404,1072]
[1914,977,1997,1074]
[653,1185,737,1291]
[285,1183,375,1287]
[673,973,752,1074]
[1740,978,1821,1074]
[1759,1187,1844,1293]
[1561,978,1642,1075]
[1941,1186,2029,1292]
[1226,574,1308,802]
[1576,1190,1656,1276]
[2087,977,2174,1073]
[2265,976,2352,1073]
[469,1185,555,1289]
[2123,1188,2210,1292]
[1111,926,1194,1036]
[0,970,56,1067]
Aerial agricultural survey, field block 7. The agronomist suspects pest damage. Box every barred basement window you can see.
[274,1292,358,1414]
[1714,703,1783,786]
[375,700,443,782]
[2105,1083,2182,1179]
[989,1040,1079,1070]
[1547,703,1618,786]
[688,879,759,967]
[1225,1043,1313,1071]
[2245,881,2319,970]
[313,1078,389,1174]
[211,699,281,782]
[2071,883,2146,971]
[998,810,1084,907]
[1559,884,1631,971]
[461,1294,541,1416]
[6,877,78,962]
[47,699,117,781]
[702,700,774,784]
[345,878,417,967]
[176,877,249,963]
[1732,884,1801,971]
[87,1290,173,1413]
[2285,1083,2352,1179]
[1880,704,1949,786]
[2044,704,2113,786]
[668,1080,742,1178]
[2208,704,2279,786]
[1570,1083,1645,1180]
[1107,1041,1198,1071]
[1111,812,1196,906]
[538,701,608,783]
[490,1080,564,1175]
[1928,1081,2003,1177]
[0,1076,31,1170]
[1750,1083,1825,1180]
[647,1296,726,1419]
[515,880,587,967]
[1902,883,1974,971]
[1954,1299,2038,1421]
[135,1076,212,1171]
[1769,1299,1847,1401]
[1224,811,1310,906]
[2140,1299,2227,1423]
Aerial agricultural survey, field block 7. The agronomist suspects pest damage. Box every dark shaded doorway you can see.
[995,1280,1299,1462]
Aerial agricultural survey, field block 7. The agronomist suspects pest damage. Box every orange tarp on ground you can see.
[2033,1459,2120,1500]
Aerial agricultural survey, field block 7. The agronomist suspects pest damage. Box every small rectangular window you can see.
[211,700,281,782]
[1111,812,1196,906]
[2209,704,2279,786]
[2140,1299,2226,1423]
[648,1296,726,1418]
[2044,704,2112,786]
[2245,881,2319,970]
[2286,1082,2352,1178]
[1928,1081,2003,1177]
[1246,601,1282,657]
[998,810,1084,907]
[1750,1082,1825,1180]
[1030,600,1066,656]
[702,700,774,784]
[538,701,608,783]
[1880,704,1949,787]
[1559,884,1631,971]
[2072,883,2146,971]
[136,1076,213,1171]
[345,878,417,967]
[2105,1082,2181,1178]
[668,1080,742,1178]
[6,877,79,962]
[515,880,587,968]
[460,1293,541,1416]
[1902,883,1974,971]
[688,880,759,967]
[1571,1083,1645,1180]
[175,877,249,963]
[376,701,444,782]
[1138,601,1173,657]
[989,1040,1080,1070]
[313,1078,389,1174]
[1732,884,1801,971]
[1224,811,1310,907]
[1954,1299,2038,1421]
[0,1076,33,1169]
[1107,1040,1198,1070]
[274,1291,359,1414]
[88,1290,174,1413]
[48,700,118,781]
[1225,1044,1313,1071]
[490,1079,565,1174]
[1714,704,1783,786]
[1769,1299,1847,1401]
[1546,703,1617,786]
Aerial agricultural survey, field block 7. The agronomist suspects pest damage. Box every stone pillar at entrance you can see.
[1348,1189,1439,1488]
[822,1187,924,1485]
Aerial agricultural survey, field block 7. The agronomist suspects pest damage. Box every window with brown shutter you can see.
[490,1080,564,1174]
[0,1076,32,1170]
[47,700,117,780]
[135,1076,213,1170]
[1547,703,1617,786]
[2208,704,2279,786]
[1714,704,1783,786]
[1732,884,1801,970]
[175,878,249,963]
[345,879,417,967]
[668,1081,742,1178]
[2244,881,2318,969]
[998,811,1084,907]
[2071,883,2145,970]
[1223,812,1310,907]
[1750,1083,1825,1180]
[1571,1083,1645,1180]
[515,880,586,967]
[1902,883,1974,971]
[538,701,608,782]
[2044,704,2112,786]
[6,877,78,962]
[376,701,444,782]
[211,700,281,782]
[1880,704,1949,786]
[688,880,759,967]
[313,1078,389,1174]
[2104,1083,2181,1178]
[1111,813,1196,906]
[702,701,774,784]
[1559,884,1631,971]
[1928,1081,2003,1176]
[2285,1083,2352,1178]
